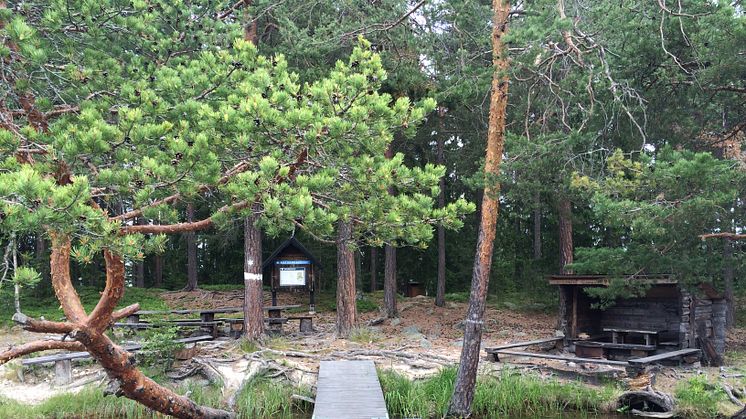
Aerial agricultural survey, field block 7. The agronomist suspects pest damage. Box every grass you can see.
[0,286,169,326]
[0,381,223,418]
[348,326,382,344]
[674,376,726,418]
[378,367,617,418]
[234,374,313,419]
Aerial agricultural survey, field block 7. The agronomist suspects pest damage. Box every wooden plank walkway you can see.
[312,360,388,419]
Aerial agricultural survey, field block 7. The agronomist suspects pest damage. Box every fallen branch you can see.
[723,383,744,407]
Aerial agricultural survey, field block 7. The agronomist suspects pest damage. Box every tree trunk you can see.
[558,197,573,274]
[355,248,363,297]
[383,143,398,318]
[243,211,264,340]
[134,219,145,288]
[724,238,735,329]
[52,235,232,418]
[448,0,510,415]
[384,245,397,318]
[153,254,163,288]
[370,247,378,292]
[12,233,20,313]
[533,193,542,260]
[184,203,198,291]
[35,234,49,283]
[336,221,356,337]
[435,106,447,308]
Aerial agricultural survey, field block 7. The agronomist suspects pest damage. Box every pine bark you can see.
[435,106,447,307]
[558,197,573,274]
[383,144,398,318]
[384,245,397,318]
[336,221,357,337]
[243,212,264,340]
[184,203,198,291]
[533,193,542,260]
[448,0,510,415]
[370,247,378,292]
[134,219,145,288]
[153,254,163,288]
[724,238,735,329]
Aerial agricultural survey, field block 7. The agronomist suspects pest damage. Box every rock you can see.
[403,325,420,336]
[453,320,466,330]
[567,362,578,368]
[451,340,463,347]
[515,332,527,338]
[390,318,401,326]
[420,338,432,349]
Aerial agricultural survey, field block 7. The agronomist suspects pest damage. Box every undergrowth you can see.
[674,376,726,418]
[378,367,617,418]
[234,374,313,419]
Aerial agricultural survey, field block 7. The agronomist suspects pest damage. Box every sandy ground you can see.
[0,289,744,411]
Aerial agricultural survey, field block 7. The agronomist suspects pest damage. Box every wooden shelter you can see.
[262,237,321,313]
[549,274,726,364]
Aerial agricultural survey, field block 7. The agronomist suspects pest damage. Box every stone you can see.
[390,318,401,326]
[420,338,432,349]
[403,325,421,336]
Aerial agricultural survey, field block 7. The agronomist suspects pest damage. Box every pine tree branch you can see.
[0,340,85,366]
[12,312,76,334]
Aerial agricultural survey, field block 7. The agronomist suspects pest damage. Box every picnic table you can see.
[119,305,306,336]
[603,327,661,347]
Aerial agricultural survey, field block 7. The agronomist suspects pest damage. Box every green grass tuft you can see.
[674,376,726,418]
[379,367,617,418]
[234,374,312,419]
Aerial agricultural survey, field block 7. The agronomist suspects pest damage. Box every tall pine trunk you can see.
[724,237,735,329]
[558,197,573,274]
[370,247,378,292]
[243,212,264,340]
[336,221,356,337]
[153,254,163,288]
[533,193,542,260]
[134,219,145,288]
[448,0,510,415]
[384,245,397,318]
[383,144,398,318]
[435,106,447,307]
[184,203,198,291]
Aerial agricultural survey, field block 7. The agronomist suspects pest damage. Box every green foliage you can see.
[0,382,223,418]
[573,148,744,285]
[675,376,726,418]
[138,327,184,374]
[234,374,313,419]
[379,367,616,418]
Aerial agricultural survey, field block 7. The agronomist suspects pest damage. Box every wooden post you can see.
[54,359,72,386]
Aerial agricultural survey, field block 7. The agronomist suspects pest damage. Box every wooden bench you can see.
[125,305,302,337]
[21,335,213,385]
[628,348,701,366]
[485,337,564,358]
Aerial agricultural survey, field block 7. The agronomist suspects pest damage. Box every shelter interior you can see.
[550,275,726,361]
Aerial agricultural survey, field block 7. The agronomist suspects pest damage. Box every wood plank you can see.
[22,336,213,366]
[491,350,630,366]
[603,328,660,334]
[628,349,701,365]
[485,337,563,353]
[313,360,388,419]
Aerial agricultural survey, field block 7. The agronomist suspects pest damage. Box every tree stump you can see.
[54,359,72,386]
[299,317,313,333]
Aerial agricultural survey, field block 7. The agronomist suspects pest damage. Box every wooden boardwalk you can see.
[312,360,389,419]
